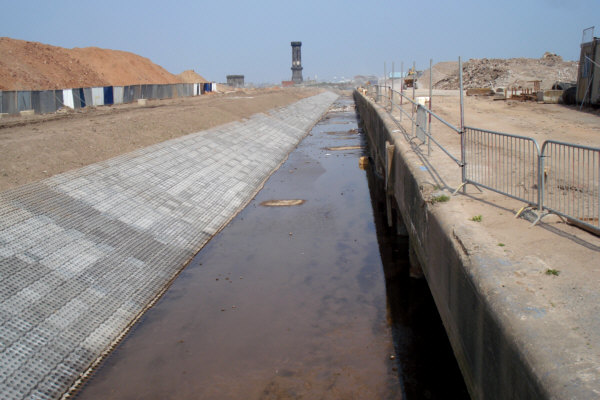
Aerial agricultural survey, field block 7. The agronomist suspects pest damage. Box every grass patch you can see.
[430,194,450,204]
[498,243,505,247]
[471,215,483,222]
[545,268,560,276]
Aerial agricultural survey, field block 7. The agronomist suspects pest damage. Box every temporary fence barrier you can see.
[386,86,463,166]
[84,88,93,107]
[103,86,114,105]
[463,127,540,206]
[369,83,600,234]
[63,89,75,109]
[91,87,104,106]
[539,140,600,233]
[113,86,124,104]
[0,82,208,116]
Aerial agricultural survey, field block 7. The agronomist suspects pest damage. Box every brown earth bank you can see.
[0,37,188,90]
[0,87,322,191]
[418,53,578,90]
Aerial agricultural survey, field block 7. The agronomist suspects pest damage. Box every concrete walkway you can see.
[0,91,338,400]
[356,89,600,399]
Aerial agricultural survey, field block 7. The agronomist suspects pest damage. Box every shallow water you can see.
[75,97,469,399]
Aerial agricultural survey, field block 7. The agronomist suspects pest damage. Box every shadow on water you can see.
[363,127,470,399]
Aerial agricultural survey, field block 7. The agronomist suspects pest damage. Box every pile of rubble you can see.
[425,53,578,90]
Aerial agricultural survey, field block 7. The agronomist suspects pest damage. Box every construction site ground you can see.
[379,88,600,396]
[0,87,322,192]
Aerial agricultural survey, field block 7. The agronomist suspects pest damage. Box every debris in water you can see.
[326,146,363,151]
[359,156,369,169]
[260,199,306,207]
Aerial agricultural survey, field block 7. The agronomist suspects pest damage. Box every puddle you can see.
[75,97,469,400]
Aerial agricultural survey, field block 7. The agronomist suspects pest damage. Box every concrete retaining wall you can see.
[354,90,547,399]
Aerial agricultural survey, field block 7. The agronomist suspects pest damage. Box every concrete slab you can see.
[0,91,338,400]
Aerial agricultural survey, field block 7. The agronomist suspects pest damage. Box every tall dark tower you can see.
[291,41,303,84]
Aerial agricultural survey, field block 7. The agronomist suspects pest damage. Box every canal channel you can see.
[74,96,469,399]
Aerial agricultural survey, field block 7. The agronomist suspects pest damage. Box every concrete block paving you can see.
[0,91,338,399]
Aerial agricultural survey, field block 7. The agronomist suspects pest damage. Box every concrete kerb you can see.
[354,89,599,400]
[0,91,338,400]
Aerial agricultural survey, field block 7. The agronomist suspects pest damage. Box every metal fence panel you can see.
[157,84,170,99]
[91,87,104,106]
[123,86,133,103]
[141,84,150,99]
[54,90,63,111]
[18,91,32,111]
[63,89,74,109]
[103,86,114,105]
[113,86,124,104]
[133,85,142,100]
[83,88,93,107]
[30,91,41,113]
[464,127,540,205]
[541,141,600,233]
[416,104,428,143]
[40,90,56,114]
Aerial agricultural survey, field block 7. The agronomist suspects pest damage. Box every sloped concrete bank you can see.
[354,90,549,399]
[0,91,338,400]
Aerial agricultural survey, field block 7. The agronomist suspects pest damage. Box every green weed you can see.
[430,194,450,204]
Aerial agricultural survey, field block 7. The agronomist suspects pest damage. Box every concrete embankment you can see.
[0,91,338,400]
[354,89,600,399]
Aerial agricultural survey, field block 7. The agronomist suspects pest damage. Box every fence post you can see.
[391,62,394,113]
[384,62,387,108]
[538,148,546,216]
[428,58,433,156]
[459,56,466,193]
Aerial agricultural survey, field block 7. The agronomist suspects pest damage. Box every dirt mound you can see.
[70,47,181,87]
[0,37,185,90]
[420,53,578,90]
[177,70,208,83]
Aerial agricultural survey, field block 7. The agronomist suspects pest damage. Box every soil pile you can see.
[177,70,208,84]
[0,37,185,90]
[420,53,578,90]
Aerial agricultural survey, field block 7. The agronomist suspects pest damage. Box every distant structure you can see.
[291,41,303,84]
[226,75,245,88]
[576,26,599,106]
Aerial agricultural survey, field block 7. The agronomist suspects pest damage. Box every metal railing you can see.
[364,83,600,235]
[539,140,600,232]
[386,86,463,166]
[463,127,541,206]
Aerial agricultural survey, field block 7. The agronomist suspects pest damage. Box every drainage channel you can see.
[74,97,469,399]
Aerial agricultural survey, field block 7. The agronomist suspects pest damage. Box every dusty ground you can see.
[0,87,322,191]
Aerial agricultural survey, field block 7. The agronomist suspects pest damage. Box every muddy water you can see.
[75,98,469,399]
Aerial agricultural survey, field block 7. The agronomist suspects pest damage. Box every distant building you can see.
[291,42,303,84]
[226,75,245,88]
[576,27,600,105]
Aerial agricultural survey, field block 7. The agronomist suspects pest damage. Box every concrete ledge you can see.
[19,109,35,116]
[354,89,599,399]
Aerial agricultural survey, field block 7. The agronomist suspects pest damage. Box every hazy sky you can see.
[2,0,599,83]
